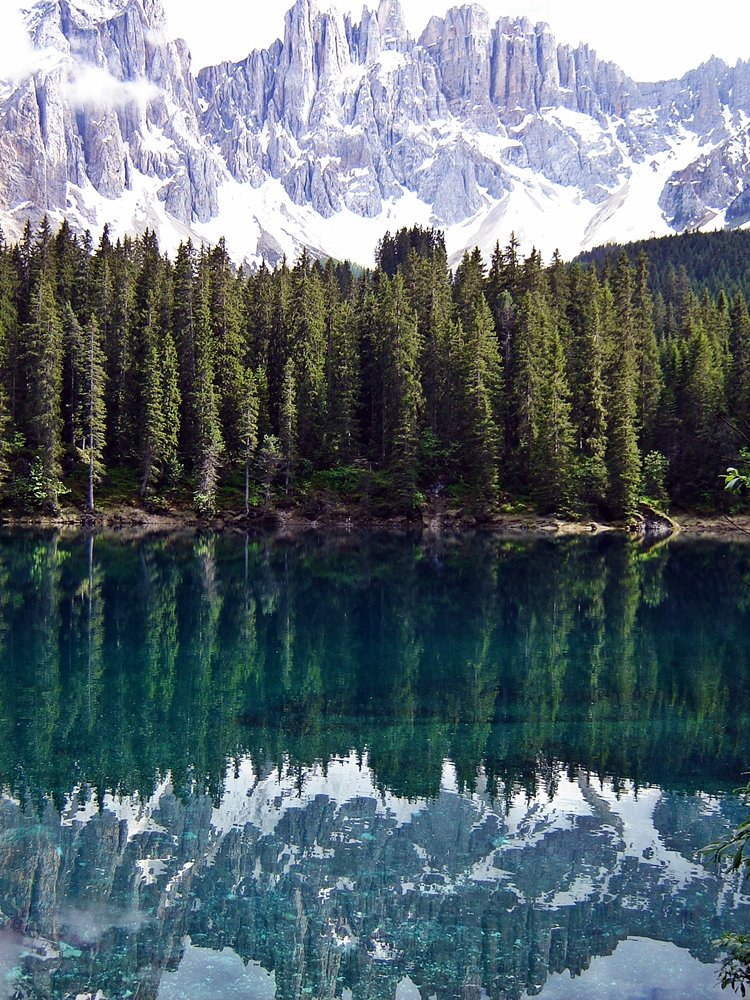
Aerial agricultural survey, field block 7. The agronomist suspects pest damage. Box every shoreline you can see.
[1,501,749,540]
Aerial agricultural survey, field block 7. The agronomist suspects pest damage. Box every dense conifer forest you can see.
[0,218,747,519]
[576,228,750,305]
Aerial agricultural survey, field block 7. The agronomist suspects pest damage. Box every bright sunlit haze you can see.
[0,0,746,82]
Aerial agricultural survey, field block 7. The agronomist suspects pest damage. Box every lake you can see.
[0,529,747,999]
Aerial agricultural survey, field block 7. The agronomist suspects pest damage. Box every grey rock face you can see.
[2,0,750,259]
[660,126,750,230]
[0,0,220,230]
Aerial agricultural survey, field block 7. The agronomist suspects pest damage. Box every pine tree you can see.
[633,252,663,453]
[605,255,642,519]
[0,254,16,486]
[567,265,608,509]
[533,308,575,512]
[377,272,423,505]
[458,296,504,500]
[172,241,198,466]
[69,307,107,511]
[24,265,63,510]
[105,237,135,464]
[326,298,360,464]
[240,369,260,515]
[279,357,297,494]
[138,292,166,497]
[289,254,327,463]
[729,292,750,436]
[208,239,246,459]
[192,264,223,514]
[680,316,725,492]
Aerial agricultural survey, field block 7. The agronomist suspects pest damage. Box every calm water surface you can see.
[0,530,748,999]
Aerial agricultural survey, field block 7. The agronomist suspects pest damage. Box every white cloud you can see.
[0,1,49,82]
[64,65,162,108]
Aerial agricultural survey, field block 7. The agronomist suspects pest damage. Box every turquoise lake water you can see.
[0,529,748,998]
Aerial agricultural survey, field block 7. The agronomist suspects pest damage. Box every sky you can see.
[161,0,749,82]
[0,0,748,83]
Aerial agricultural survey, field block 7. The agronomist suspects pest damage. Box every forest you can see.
[0,219,747,519]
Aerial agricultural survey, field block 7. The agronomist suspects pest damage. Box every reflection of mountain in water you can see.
[0,531,747,997]
[0,756,745,998]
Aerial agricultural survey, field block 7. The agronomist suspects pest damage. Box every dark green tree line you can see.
[0,220,744,516]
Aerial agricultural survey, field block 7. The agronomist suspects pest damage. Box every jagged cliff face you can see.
[1,0,750,266]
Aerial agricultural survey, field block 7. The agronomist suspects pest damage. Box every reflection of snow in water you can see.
[534,936,722,998]
[157,940,276,1000]
[0,758,746,1000]
[396,977,422,999]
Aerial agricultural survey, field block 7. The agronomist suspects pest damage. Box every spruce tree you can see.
[192,265,223,514]
[240,369,260,515]
[279,356,297,494]
[567,265,608,509]
[289,254,327,464]
[67,305,107,510]
[605,256,642,519]
[533,306,575,512]
[208,239,246,459]
[458,296,503,500]
[326,298,360,464]
[79,317,107,512]
[730,292,750,436]
[633,252,663,453]
[24,266,63,510]
[0,256,16,486]
[377,272,422,505]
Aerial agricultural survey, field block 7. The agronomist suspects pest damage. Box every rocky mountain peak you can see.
[376,0,409,50]
[1,0,750,267]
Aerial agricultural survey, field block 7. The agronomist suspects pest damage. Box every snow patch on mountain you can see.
[1,0,750,264]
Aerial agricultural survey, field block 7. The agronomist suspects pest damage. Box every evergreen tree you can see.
[240,369,260,515]
[137,292,167,497]
[0,255,16,485]
[326,298,360,464]
[105,237,134,464]
[605,256,642,519]
[71,312,107,511]
[633,252,663,453]
[192,263,223,514]
[208,239,246,459]
[24,263,63,510]
[533,307,575,512]
[279,357,297,494]
[289,253,327,463]
[730,292,750,436]
[458,296,503,500]
[567,265,608,509]
[377,273,422,504]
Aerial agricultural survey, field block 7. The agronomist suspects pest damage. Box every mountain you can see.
[1,0,750,266]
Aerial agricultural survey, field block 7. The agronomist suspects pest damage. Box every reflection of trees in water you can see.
[0,529,747,996]
[0,532,749,803]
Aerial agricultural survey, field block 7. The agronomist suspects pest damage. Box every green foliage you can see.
[715,936,750,996]
[704,780,750,995]
[310,465,364,497]
[642,451,670,506]
[0,220,744,516]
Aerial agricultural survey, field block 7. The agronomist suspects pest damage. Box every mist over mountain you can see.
[1,0,750,265]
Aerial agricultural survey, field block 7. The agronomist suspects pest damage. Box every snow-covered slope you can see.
[1,0,750,266]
